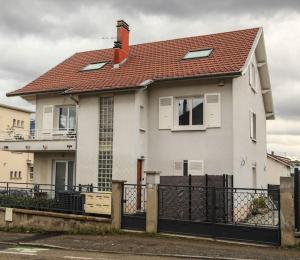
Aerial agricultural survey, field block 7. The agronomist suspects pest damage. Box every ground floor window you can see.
[98,96,114,191]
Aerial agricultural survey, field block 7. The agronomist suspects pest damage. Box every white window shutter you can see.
[42,105,54,133]
[205,93,221,128]
[173,160,183,175]
[188,160,204,175]
[250,111,254,139]
[249,111,256,140]
[159,96,173,129]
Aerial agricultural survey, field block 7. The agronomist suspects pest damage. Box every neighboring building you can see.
[0,21,274,190]
[266,152,291,185]
[0,103,34,184]
[289,159,300,175]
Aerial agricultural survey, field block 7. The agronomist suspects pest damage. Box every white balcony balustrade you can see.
[0,129,76,152]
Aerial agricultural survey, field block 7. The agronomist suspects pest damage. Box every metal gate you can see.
[122,184,146,231]
[158,185,280,245]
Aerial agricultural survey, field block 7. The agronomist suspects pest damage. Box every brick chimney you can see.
[113,20,129,67]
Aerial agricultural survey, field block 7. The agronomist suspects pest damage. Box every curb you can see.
[18,242,71,250]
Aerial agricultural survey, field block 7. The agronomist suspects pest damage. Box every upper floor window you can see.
[21,121,24,128]
[81,62,106,71]
[177,97,204,127]
[249,63,257,92]
[12,119,16,127]
[58,106,76,130]
[158,93,221,131]
[184,48,213,59]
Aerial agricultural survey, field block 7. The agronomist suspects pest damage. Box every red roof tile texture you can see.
[8,27,260,96]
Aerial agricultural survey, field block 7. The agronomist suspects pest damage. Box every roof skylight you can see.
[184,48,213,59]
[81,62,106,71]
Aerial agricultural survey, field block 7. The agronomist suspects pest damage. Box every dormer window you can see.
[81,62,106,71]
[184,48,213,59]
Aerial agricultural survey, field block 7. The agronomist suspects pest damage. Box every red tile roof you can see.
[7,27,260,96]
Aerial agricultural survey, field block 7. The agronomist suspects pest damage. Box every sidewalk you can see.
[0,231,299,259]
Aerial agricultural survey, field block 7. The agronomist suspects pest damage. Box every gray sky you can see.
[0,0,300,158]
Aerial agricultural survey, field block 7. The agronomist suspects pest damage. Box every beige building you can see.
[0,103,34,184]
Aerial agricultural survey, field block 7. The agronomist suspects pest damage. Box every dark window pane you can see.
[69,106,76,130]
[59,107,68,129]
[68,161,74,190]
[192,98,204,125]
[178,99,190,125]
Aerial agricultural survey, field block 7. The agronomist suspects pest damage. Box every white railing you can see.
[0,128,76,141]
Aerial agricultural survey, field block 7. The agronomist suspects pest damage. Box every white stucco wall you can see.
[147,79,233,176]
[266,157,290,185]
[76,96,99,186]
[112,93,137,184]
[34,152,75,185]
[232,55,268,189]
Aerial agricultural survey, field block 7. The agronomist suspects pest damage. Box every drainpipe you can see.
[68,94,79,186]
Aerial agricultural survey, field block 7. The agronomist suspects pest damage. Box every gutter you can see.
[6,88,69,98]
[62,71,242,96]
[6,71,242,98]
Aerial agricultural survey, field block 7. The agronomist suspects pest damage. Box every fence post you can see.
[145,171,160,233]
[280,177,297,246]
[295,168,299,231]
[111,180,126,230]
[189,174,192,221]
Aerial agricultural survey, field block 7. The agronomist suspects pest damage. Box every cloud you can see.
[0,0,300,157]
[108,0,300,17]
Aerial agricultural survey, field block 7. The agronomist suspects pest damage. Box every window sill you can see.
[171,126,206,132]
[139,128,146,133]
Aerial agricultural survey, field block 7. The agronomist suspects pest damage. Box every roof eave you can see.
[63,71,242,95]
[6,88,69,98]
[240,27,275,120]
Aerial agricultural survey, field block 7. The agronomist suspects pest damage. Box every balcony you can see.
[0,129,76,152]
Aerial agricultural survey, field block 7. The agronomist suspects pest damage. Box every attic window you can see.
[184,48,213,59]
[81,62,106,71]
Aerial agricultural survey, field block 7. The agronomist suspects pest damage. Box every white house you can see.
[266,153,291,185]
[0,20,274,190]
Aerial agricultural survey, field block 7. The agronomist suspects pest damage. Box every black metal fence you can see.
[158,184,280,245]
[159,185,279,226]
[122,184,147,230]
[0,182,105,215]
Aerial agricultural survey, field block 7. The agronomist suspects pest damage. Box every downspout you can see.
[68,94,79,186]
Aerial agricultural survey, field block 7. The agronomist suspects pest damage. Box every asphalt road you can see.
[0,231,300,260]
[0,244,183,260]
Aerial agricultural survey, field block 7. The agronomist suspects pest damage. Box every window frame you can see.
[173,96,205,131]
[183,48,213,60]
[81,62,107,72]
[250,110,257,142]
[56,105,76,131]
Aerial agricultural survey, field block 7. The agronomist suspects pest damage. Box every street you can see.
[0,244,182,260]
[0,231,299,259]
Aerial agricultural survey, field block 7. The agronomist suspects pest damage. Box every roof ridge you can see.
[75,27,261,55]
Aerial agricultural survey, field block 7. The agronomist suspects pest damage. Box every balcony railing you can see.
[0,128,77,141]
